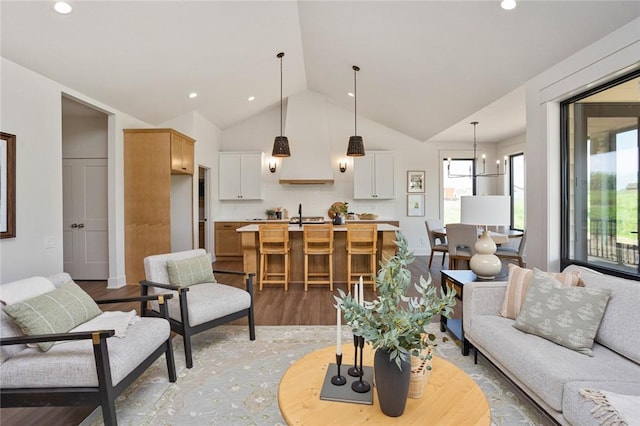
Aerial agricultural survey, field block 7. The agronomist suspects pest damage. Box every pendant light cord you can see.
[280,53,284,138]
[353,65,359,136]
[276,52,285,138]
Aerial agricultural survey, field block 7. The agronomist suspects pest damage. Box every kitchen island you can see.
[236,223,401,286]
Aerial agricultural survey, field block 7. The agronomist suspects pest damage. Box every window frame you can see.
[560,69,640,279]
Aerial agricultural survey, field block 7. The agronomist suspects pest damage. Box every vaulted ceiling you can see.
[2,1,638,143]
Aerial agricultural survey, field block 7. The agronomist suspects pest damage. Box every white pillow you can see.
[0,277,56,306]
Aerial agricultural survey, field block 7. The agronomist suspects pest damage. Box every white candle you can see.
[353,283,358,305]
[336,306,342,355]
[359,276,364,305]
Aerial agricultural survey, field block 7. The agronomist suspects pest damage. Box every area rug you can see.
[81,324,553,425]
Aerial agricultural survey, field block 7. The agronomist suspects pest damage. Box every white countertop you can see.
[236,223,400,232]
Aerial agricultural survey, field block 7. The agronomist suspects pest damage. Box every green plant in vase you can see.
[334,231,456,416]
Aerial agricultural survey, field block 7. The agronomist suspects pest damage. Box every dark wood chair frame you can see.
[140,270,256,369]
[0,294,177,426]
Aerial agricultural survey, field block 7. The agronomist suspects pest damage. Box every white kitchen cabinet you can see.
[353,151,395,199]
[219,152,263,200]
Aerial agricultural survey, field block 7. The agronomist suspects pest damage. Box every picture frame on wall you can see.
[1,132,16,239]
[407,194,425,217]
[407,170,425,193]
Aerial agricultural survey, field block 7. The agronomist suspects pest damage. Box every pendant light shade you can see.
[347,65,365,157]
[347,136,365,156]
[272,52,291,157]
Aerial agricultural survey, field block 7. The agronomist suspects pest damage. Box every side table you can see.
[440,269,478,356]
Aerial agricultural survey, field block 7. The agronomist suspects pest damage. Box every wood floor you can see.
[0,254,449,426]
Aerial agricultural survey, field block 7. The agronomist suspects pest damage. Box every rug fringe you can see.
[580,388,629,426]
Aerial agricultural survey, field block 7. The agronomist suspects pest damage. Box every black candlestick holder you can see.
[331,353,346,386]
[347,334,361,377]
[351,336,371,393]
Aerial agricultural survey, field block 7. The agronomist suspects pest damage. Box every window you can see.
[442,159,473,225]
[509,153,525,230]
[561,71,640,278]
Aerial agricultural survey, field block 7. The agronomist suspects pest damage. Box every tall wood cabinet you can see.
[124,128,196,284]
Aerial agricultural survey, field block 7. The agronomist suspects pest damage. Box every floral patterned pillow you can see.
[513,268,612,356]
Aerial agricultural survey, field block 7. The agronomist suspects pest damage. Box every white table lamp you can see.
[461,195,511,279]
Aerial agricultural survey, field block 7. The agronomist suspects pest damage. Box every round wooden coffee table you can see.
[278,344,490,425]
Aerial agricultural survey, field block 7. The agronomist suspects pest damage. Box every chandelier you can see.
[447,121,507,193]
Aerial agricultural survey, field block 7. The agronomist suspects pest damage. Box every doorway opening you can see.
[62,96,109,280]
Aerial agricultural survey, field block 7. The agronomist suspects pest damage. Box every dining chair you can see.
[446,223,478,270]
[303,223,334,291]
[496,230,527,267]
[425,219,448,268]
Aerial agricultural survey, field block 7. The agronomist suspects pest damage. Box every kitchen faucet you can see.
[298,203,302,228]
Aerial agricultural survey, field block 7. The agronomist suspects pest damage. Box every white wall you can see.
[220,90,500,255]
[0,58,151,285]
[525,17,640,271]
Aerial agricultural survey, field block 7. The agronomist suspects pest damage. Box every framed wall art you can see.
[407,194,425,217]
[1,132,16,239]
[407,170,425,193]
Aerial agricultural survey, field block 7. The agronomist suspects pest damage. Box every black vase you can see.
[374,348,411,417]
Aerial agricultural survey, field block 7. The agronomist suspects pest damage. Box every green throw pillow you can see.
[166,254,215,287]
[513,269,611,356]
[2,281,102,351]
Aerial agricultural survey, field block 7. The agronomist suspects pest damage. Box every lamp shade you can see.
[347,136,365,156]
[460,195,511,226]
[272,136,290,157]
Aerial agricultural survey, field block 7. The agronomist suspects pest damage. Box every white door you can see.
[63,158,108,279]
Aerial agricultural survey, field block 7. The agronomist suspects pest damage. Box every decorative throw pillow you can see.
[513,269,612,356]
[166,254,215,287]
[499,264,584,319]
[2,281,102,351]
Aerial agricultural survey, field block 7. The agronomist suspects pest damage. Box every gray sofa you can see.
[463,265,640,425]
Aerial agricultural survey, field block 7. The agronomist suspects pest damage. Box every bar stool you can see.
[258,223,290,291]
[303,224,334,291]
[346,223,378,291]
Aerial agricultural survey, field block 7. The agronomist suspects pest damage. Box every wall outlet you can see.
[420,237,426,245]
[44,236,56,249]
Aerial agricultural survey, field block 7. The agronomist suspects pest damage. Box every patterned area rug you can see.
[81,324,553,425]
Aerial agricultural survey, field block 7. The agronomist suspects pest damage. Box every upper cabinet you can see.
[170,133,195,175]
[219,152,263,200]
[353,151,395,199]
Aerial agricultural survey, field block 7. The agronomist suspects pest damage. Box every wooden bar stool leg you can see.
[259,253,265,291]
[329,253,333,291]
[304,253,309,292]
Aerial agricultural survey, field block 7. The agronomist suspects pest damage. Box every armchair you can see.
[141,249,255,369]
[0,273,176,426]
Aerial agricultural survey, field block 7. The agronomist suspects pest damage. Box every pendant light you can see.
[272,52,291,157]
[347,65,365,156]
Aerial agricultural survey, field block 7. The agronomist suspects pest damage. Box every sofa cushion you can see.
[156,282,251,326]
[563,265,640,364]
[0,316,170,388]
[469,314,640,412]
[166,254,215,287]
[563,381,640,426]
[2,281,102,351]
[500,264,583,319]
[514,269,611,356]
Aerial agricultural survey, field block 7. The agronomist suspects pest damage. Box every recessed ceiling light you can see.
[501,0,516,10]
[188,92,198,99]
[347,92,354,97]
[54,1,73,14]
[248,96,255,102]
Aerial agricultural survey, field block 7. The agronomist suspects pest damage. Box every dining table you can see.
[433,227,524,245]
